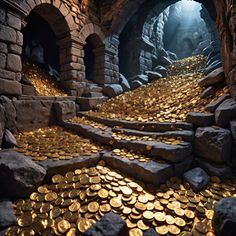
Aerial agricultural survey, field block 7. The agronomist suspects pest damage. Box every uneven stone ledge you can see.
[102,152,173,186]
[62,121,192,163]
[78,112,193,132]
[18,95,76,101]
[37,154,101,183]
[112,127,195,142]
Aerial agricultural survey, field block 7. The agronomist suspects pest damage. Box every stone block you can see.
[102,84,123,98]
[0,53,6,69]
[7,54,22,72]
[0,68,15,80]
[54,101,76,122]
[186,112,214,127]
[0,25,16,43]
[0,201,16,230]
[0,78,22,95]
[7,12,21,30]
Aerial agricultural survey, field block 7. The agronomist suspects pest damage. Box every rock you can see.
[159,56,172,66]
[186,112,214,127]
[7,54,22,72]
[199,67,225,87]
[205,94,230,112]
[2,129,17,148]
[215,98,236,127]
[0,200,16,229]
[0,150,46,199]
[213,198,236,236]
[144,228,161,236]
[102,84,123,98]
[174,156,193,177]
[119,74,130,92]
[195,157,232,179]
[146,71,162,81]
[54,101,76,122]
[77,97,108,111]
[154,65,167,77]
[84,212,128,236]
[203,45,213,56]
[230,120,236,140]
[184,167,210,192]
[22,84,37,96]
[0,79,22,96]
[130,74,149,84]
[204,61,222,75]
[167,51,178,61]
[200,86,215,99]
[130,80,143,90]
[194,127,232,163]
[207,53,221,66]
[0,96,17,133]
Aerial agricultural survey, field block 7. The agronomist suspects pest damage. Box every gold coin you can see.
[88,201,99,213]
[129,228,143,236]
[138,195,148,204]
[110,197,122,208]
[57,220,71,234]
[195,222,208,234]
[98,189,109,199]
[143,211,154,220]
[206,210,214,220]
[168,225,180,235]
[174,217,186,227]
[154,212,166,222]
[45,192,57,202]
[166,215,175,225]
[174,208,185,217]
[100,204,111,213]
[120,186,133,196]
[66,228,77,236]
[135,202,146,211]
[52,174,64,183]
[69,202,80,212]
[17,212,33,227]
[123,206,132,215]
[137,220,149,231]
[77,218,93,233]
[155,225,168,235]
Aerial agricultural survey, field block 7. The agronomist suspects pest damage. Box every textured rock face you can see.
[0,201,16,230]
[2,129,17,148]
[194,127,232,163]
[186,112,214,127]
[54,101,76,122]
[184,167,210,192]
[0,150,46,199]
[84,212,128,236]
[213,198,236,236]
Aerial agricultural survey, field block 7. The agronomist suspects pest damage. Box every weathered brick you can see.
[9,44,22,55]
[7,54,22,72]
[0,42,7,53]
[0,7,6,23]
[0,25,16,43]
[16,31,23,46]
[0,53,6,69]
[7,12,21,30]
[0,68,15,80]
[0,78,22,95]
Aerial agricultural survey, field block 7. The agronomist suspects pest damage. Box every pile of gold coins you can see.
[112,149,151,163]
[167,55,207,76]
[69,117,108,131]
[88,56,228,123]
[15,127,104,161]
[23,61,68,97]
[5,164,236,236]
[112,132,183,145]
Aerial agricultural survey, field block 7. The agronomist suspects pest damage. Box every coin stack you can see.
[5,164,236,236]
[15,127,104,161]
[23,61,68,97]
[87,56,228,123]
[69,117,108,131]
[112,132,183,145]
[112,149,151,163]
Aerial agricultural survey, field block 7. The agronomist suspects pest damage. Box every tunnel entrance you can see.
[22,11,60,73]
[119,0,221,79]
[83,34,104,83]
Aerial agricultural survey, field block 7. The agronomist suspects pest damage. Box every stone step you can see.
[112,127,194,142]
[77,97,108,111]
[77,112,193,132]
[102,151,173,186]
[84,92,104,98]
[63,121,192,163]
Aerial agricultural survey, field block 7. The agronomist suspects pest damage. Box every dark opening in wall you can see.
[22,11,60,72]
[83,34,104,83]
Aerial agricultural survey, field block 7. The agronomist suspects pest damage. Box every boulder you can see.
[205,94,230,112]
[0,150,46,199]
[199,67,225,87]
[54,101,76,122]
[0,200,16,229]
[129,74,149,84]
[130,80,143,90]
[183,167,210,192]
[186,112,214,127]
[2,129,17,148]
[215,98,236,127]
[102,84,123,98]
[200,86,215,99]
[154,65,167,77]
[194,127,232,163]
[119,74,130,92]
[195,157,232,179]
[213,198,236,236]
[146,71,162,81]
[84,212,128,236]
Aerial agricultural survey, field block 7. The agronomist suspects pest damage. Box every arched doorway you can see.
[83,33,104,84]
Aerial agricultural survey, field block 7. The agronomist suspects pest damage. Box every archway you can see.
[83,33,104,83]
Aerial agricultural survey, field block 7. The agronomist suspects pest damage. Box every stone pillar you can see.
[0,0,25,96]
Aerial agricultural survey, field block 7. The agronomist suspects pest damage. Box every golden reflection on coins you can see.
[7,163,236,236]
